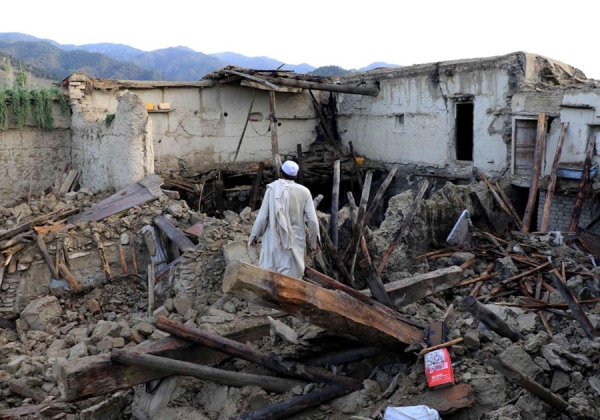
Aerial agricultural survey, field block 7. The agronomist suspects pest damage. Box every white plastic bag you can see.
[383,405,441,420]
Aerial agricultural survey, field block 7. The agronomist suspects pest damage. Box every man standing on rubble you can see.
[248,160,320,279]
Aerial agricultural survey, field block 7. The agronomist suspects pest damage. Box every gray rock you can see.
[68,342,88,359]
[167,204,184,218]
[463,329,480,350]
[541,344,571,372]
[495,256,518,280]
[5,355,28,374]
[173,295,191,316]
[450,252,475,266]
[21,296,62,331]
[47,339,68,358]
[120,233,130,245]
[500,345,543,380]
[135,322,154,336]
[516,312,537,334]
[550,370,570,392]
[153,305,169,319]
[524,331,549,354]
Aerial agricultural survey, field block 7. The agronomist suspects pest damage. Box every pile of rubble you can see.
[1,170,600,419]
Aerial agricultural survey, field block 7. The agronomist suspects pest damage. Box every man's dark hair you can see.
[280,169,297,181]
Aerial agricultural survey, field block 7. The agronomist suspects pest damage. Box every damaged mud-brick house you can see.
[2,50,600,420]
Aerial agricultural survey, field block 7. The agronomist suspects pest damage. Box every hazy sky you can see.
[3,0,600,79]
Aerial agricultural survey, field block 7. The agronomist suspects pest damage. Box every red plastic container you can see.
[424,348,455,389]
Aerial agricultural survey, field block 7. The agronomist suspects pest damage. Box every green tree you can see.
[309,65,352,77]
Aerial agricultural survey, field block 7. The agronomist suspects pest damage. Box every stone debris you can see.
[0,170,600,420]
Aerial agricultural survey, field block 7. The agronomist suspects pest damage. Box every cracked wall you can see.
[0,103,71,207]
[82,82,318,172]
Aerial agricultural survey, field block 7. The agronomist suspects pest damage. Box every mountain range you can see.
[0,32,401,83]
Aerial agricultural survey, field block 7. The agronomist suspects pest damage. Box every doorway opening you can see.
[455,102,474,161]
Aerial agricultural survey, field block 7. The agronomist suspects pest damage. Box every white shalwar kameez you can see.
[248,179,320,279]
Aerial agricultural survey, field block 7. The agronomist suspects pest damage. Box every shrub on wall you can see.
[0,87,68,131]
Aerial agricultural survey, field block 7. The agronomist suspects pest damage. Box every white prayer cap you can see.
[281,160,299,176]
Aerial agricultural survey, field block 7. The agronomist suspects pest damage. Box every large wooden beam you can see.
[362,266,463,307]
[153,215,196,252]
[110,349,306,393]
[54,316,274,402]
[569,135,596,232]
[540,122,569,232]
[223,261,425,345]
[262,76,379,96]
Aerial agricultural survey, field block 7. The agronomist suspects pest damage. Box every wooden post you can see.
[349,171,373,277]
[494,182,523,228]
[110,349,306,393]
[35,234,59,280]
[308,90,339,150]
[155,316,361,390]
[317,219,354,286]
[479,352,569,414]
[331,160,340,250]
[55,317,275,402]
[148,264,155,317]
[297,144,304,185]
[92,232,111,282]
[522,113,546,232]
[250,162,264,211]
[460,296,524,342]
[377,180,429,275]
[215,179,225,219]
[269,91,281,176]
[348,141,363,190]
[569,135,596,232]
[479,174,521,230]
[233,89,256,163]
[224,261,425,345]
[128,232,139,274]
[153,215,196,252]
[231,383,349,420]
[550,270,599,339]
[539,123,569,231]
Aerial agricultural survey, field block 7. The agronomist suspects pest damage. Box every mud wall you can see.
[337,56,517,178]
[83,82,319,172]
[0,103,71,207]
[69,78,154,192]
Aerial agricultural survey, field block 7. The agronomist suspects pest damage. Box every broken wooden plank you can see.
[419,337,464,355]
[153,215,195,252]
[35,233,59,280]
[550,269,599,339]
[8,379,47,403]
[460,296,524,342]
[479,173,521,230]
[72,174,163,224]
[269,91,281,176]
[349,171,373,277]
[522,113,546,232]
[362,266,463,307]
[261,75,378,96]
[331,160,341,249]
[57,263,81,290]
[155,317,361,390]
[0,207,76,242]
[231,383,349,420]
[469,192,498,236]
[223,261,425,345]
[377,180,429,275]
[494,182,523,229]
[59,170,80,195]
[365,164,398,224]
[55,315,274,401]
[233,88,256,163]
[0,404,53,419]
[304,347,381,367]
[348,141,363,190]
[110,349,306,393]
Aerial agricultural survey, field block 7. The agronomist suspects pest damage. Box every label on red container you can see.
[424,348,455,389]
